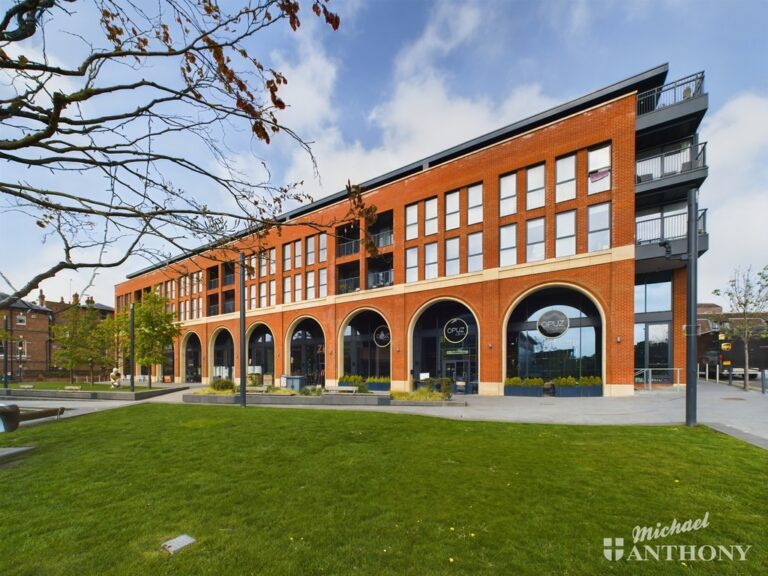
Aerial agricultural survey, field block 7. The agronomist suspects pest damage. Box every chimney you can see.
[72,292,80,306]
[60,297,65,304]
[85,295,95,306]
[38,290,46,307]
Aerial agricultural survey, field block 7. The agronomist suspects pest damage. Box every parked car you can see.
[722,367,760,380]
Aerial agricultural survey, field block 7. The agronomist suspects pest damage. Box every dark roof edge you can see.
[126,64,669,280]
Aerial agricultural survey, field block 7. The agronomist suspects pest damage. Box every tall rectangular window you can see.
[467,232,483,272]
[588,202,611,251]
[467,184,483,225]
[526,218,545,262]
[306,270,315,299]
[556,155,576,202]
[283,243,291,272]
[588,144,611,194]
[556,211,576,257]
[259,251,267,277]
[306,236,315,266]
[445,191,460,230]
[406,203,419,240]
[424,242,438,279]
[294,240,302,269]
[499,224,517,267]
[283,276,292,304]
[260,282,267,307]
[445,237,460,276]
[269,248,276,274]
[499,173,517,216]
[318,268,327,297]
[406,247,418,283]
[269,279,276,304]
[527,164,545,210]
[425,197,438,236]
[318,234,327,262]
[294,274,302,302]
[249,285,257,309]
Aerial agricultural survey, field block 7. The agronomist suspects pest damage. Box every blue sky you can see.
[2,0,768,307]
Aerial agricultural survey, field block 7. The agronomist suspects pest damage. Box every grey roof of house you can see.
[0,293,52,313]
[126,64,669,280]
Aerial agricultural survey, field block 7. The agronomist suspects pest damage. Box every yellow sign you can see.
[721,342,732,352]
[718,333,725,341]
[723,360,731,366]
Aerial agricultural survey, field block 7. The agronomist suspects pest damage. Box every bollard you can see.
[705,363,709,382]
[762,369,766,395]
[728,369,733,387]
[716,364,720,385]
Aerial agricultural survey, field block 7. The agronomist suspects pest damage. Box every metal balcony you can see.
[337,239,360,258]
[637,72,705,115]
[337,276,360,294]
[367,269,394,289]
[636,142,707,184]
[370,229,394,248]
[636,209,707,245]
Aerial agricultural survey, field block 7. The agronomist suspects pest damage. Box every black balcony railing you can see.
[370,229,394,248]
[222,300,235,314]
[337,239,360,257]
[367,269,394,289]
[223,274,235,286]
[636,209,707,245]
[636,142,707,184]
[337,276,360,294]
[637,72,705,115]
[207,304,219,316]
[207,278,219,290]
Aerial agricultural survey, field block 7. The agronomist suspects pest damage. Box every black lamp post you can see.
[2,315,8,389]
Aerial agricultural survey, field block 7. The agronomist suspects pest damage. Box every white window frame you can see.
[406,247,418,283]
[260,282,267,308]
[555,211,577,257]
[306,236,315,266]
[424,242,438,279]
[283,276,292,304]
[499,224,517,267]
[424,198,438,236]
[445,191,460,230]
[467,184,483,225]
[526,218,546,262]
[269,279,276,304]
[294,274,302,302]
[318,234,327,262]
[588,144,612,194]
[467,231,483,272]
[526,164,546,210]
[283,243,291,272]
[445,237,460,276]
[499,173,517,216]
[405,203,419,241]
[318,269,327,297]
[306,270,315,300]
[588,202,611,252]
[556,155,576,202]
[260,251,267,277]
[294,240,302,269]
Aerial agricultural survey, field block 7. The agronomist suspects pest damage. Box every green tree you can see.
[90,313,130,379]
[134,292,180,387]
[53,306,100,384]
[713,265,768,390]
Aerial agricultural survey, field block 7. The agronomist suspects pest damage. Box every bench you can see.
[324,385,358,394]
[246,385,268,393]
[19,384,34,389]
[64,386,81,391]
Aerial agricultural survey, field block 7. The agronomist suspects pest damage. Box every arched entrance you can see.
[506,287,602,381]
[162,343,174,383]
[184,333,202,383]
[411,300,479,394]
[341,309,391,379]
[289,318,325,386]
[212,329,234,381]
[248,324,275,386]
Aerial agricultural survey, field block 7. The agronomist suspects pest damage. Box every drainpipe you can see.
[686,188,699,426]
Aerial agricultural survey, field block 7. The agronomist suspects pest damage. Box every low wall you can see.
[0,386,188,401]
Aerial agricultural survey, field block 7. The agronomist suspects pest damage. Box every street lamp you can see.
[2,314,8,389]
[17,338,24,384]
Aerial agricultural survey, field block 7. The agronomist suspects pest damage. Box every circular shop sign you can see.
[444,317,469,344]
[537,310,569,339]
[373,325,391,348]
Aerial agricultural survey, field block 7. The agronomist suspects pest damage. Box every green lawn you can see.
[0,405,766,575]
[5,381,152,391]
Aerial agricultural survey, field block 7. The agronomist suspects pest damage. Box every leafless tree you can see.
[0,0,370,308]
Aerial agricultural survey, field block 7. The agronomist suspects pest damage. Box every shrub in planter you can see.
[365,376,391,392]
[504,376,544,397]
[211,379,235,392]
[339,374,367,393]
[578,375,603,397]
[416,377,435,392]
[436,377,453,400]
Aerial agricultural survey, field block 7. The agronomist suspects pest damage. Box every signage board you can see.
[721,342,732,352]
[373,325,391,348]
[537,310,569,338]
[444,318,469,344]
[723,360,731,366]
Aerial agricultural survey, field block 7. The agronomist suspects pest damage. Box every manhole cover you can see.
[720,397,746,401]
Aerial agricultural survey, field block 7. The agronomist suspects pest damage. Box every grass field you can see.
[1,404,766,575]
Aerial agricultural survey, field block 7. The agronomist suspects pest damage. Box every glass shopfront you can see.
[213,330,234,380]
[248,324,274,386]
[343,310,390,378]
[412,300,478,393]
[184,333,202,383]
[507,288,602,380]
[290,318,325,386]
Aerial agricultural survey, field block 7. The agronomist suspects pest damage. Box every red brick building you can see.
[115,64,709,396]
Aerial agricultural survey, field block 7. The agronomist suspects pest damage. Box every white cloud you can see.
[698,92,768,306]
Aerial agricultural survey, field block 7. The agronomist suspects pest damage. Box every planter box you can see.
[503,386,544,397]
[554,385,603,397]
[366,382,391,392]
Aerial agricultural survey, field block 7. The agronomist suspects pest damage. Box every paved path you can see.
[5,381,767,448]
